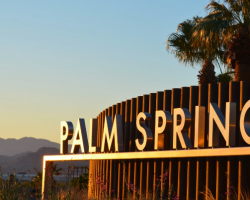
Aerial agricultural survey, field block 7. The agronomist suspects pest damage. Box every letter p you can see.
[60,121,74,154]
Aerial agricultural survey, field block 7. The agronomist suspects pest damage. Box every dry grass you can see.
[201,188,250,200]
[48,188,88,200]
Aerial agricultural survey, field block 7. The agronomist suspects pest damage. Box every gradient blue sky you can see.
[1,1,217,143]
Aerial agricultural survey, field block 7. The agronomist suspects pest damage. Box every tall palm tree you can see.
[195,0,250,81]
[166,17,222,84]
[52,164,63,176]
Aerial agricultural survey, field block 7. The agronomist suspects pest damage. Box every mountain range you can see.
[0,137,88,173]
[0,137,60,156]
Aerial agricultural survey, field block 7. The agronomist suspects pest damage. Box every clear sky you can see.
[1,0,217,143]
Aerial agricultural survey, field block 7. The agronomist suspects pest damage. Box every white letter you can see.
[60,121,73,154]
[173,108,192,149]
[101,115,124,152]
[71,119,89,154]
[240,100,250,144]
[154,110,172,150]
[208,102,236,147]
[194,106,205,148]
[135,112,153,151]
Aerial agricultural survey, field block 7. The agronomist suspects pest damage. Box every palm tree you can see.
[166,17,222,84]
[52,164,63,176]
[195,0,250,81]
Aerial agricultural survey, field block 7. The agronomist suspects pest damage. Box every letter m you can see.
[101,115,124,152]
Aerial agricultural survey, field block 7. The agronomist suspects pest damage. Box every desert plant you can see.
[70,174,88,190]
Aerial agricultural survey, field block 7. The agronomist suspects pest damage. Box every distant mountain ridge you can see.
[0,147,89,173]
[0,137,87,173]
[0,137,60,156]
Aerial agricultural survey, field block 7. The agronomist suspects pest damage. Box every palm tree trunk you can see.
[197,60,217,85]
[234,60,250,81]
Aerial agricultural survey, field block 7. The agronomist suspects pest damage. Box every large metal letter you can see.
[173,108,192,149]
[208,102,236,147]
[240,100,250,144]
[154,110,172,150]
[71,119,89,154]
[135,112,153,151]
[88,118,99,153]
[101,115,124,152]
[194,106,205,148]
[60,121,73,154]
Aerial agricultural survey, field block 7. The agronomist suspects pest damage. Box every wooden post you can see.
[42,160,53,200]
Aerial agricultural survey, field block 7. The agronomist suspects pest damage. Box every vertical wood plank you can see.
[42,161,53,200]
[108,106,113,197]
[238,160,241,200]
[125,99,131,152]
[206,84,219,198]
[140,161,143,200]
[97,114,100,199]
[117,102,124,199]
[99,113,103,198]
[156,91,169,199]
[187,86,198,200]
[139,95,149,198]
[153,161,157,199]
[189,86,199,147]
[196,84,208,200]
[122,162,126,199]
[178,87,189,199]
[106,158,109,199]
[163,90,172,200]
[147,94,156,198]
[134,96,142,198]
[109,159,113,197]
[88,159,94,199]
[206,84,218,199]
[129,98,137,152]
[134,161,138,199]
[101,110,106,198]
[169,88,180,199]
[228,82,240,200]
[105,109,109,199]
[218,83,229,147]
[128,98,136,197]
[120,100,127,199]
[217,83,229,199]
[112,104,118,197]
[238,81,250,197]
[229,82,240,146]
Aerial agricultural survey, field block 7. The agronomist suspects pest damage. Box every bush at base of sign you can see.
[200,175,250,200]
[1,167,250,200]
[0,164,89,200]
[93,169,179,200]
[201,187,250,200]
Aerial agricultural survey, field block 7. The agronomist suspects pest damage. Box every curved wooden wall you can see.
[88,81,250,200]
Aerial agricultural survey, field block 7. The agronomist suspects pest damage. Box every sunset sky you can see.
[1,0,216,143]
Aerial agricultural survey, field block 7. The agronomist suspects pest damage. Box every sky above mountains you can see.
[1,1,215,143]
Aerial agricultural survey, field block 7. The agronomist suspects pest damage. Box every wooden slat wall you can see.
[128,98,136,197]
[163,90,171,199]
[187,86,198,200]
[89,81,250,200]
[196,84,207,200]
[134,96,142,198]
[148,93,156,198]
[169,88,180,200]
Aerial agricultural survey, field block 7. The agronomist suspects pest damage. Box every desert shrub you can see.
[70,174,88,190]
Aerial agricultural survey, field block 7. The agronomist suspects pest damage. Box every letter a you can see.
[71,119,89,154]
